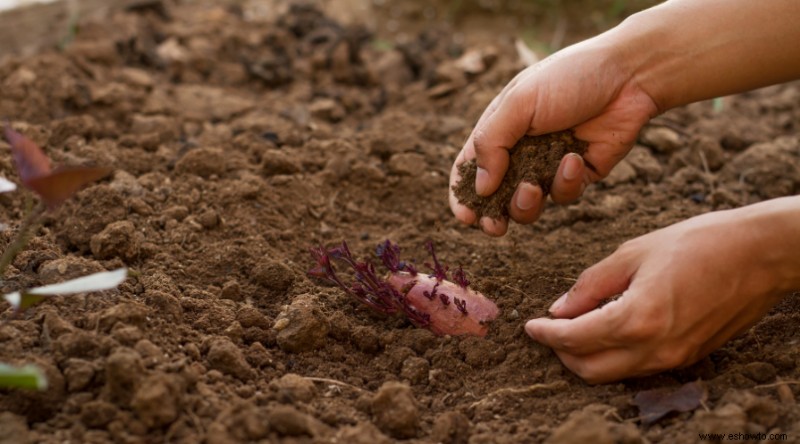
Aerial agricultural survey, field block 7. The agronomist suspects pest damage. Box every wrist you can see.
[608,0,800,114]
[606,4,682,113]
[738,197,800,295]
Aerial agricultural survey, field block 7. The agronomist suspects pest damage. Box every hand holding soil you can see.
[448,39,657,237]
[452,130,587,223]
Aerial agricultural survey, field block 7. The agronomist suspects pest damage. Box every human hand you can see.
[449,36,658,236]
[524,198,800,384]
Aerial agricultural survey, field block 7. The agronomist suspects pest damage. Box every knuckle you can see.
[472,127,489,154]
[614,238,642,261]
[615,307,666,343]
[617,318,659,343]
[573,267,598,293]
[551,329,576,351]
[653,345,691,370]
[573,363,602,384]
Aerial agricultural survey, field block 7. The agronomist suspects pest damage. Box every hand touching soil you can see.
[525,197,800,384]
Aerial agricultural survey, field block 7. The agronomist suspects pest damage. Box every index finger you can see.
[449,145,478,225]
[448,88,510,225]
[471,82,536,196]
[525,299,626,356]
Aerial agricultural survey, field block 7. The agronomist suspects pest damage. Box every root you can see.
[468,381,566,410]
[306,377,367,394]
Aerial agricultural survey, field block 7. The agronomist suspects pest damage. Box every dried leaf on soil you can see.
[632,380,707,424]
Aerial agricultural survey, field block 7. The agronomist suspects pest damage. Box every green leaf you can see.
[0,363,47,390]
[3,268,128,313]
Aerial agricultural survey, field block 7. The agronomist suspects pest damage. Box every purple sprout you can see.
[453,266,470,289]
[309,240,431,327]
[309,240,499,337]
[424,240,448,281]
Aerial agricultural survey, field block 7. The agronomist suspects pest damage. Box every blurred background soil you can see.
[0,1,798,443]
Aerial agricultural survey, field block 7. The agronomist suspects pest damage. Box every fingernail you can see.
[549,293,568,314]
[475,167,490,195]
[515,186,537,211]
[562,154,582,181]
[524,320,537,339]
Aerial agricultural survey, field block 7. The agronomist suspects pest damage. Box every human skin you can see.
[527,197,800,383]
[448,0,800,382]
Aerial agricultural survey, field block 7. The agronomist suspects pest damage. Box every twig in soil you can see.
[550,14,568,51]
[468,381,566,410]
[306,377,367,394]
[698,150,711,176]
[500,284,527,296]
[647,119,690,137]
[697,149,716,195]
[753,380,800,389]
[738,169,755,204]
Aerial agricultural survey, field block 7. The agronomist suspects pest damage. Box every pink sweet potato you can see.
[309,240,499,337]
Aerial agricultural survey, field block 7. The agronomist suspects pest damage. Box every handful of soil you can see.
[453,131,588,220]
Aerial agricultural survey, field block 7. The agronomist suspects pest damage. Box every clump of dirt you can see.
[453,130,587,220]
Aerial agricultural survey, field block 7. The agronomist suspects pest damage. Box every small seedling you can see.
[3,268,128,316]
[3,125,111,208]
[309,240,499,337]
[0,124,126,390]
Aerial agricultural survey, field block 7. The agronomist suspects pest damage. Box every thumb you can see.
[550,246,638,319]
[471,85,537,196]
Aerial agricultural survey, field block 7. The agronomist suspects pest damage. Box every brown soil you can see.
[0,2,799,443]
[453,131,587,220]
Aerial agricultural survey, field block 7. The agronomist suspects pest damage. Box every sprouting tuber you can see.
[309,240,499,337]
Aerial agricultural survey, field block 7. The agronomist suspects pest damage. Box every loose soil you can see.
[453,131,588,220]
[0,2,799,443]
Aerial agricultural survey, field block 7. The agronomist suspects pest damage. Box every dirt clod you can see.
[371,381,420,439]
[105,348,145,406]
[334,422,392,444]
[252,260,295,293]
[63,358,95,392]
[431,411,471,444]
[80,400,118,429]
[206,338,254,381]
[275,294,330,353]
[742,362,777,383]
[267,405,326,437]
[131,372,184,429]
[271,373,317,403]
[89,220,140,261]
[400,356,430,385]
[175,148,227,178]
[546,407,641,444]
[0,412,30,444]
